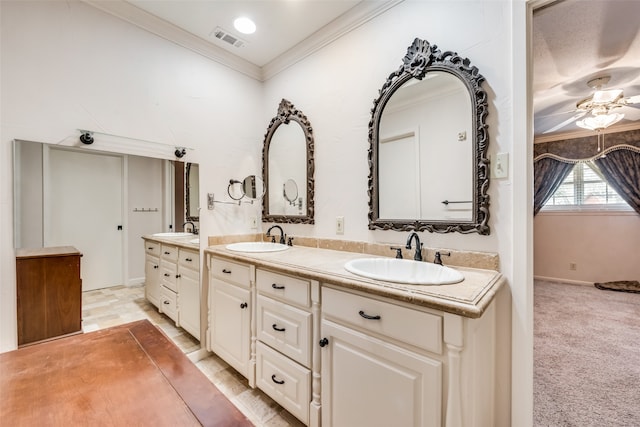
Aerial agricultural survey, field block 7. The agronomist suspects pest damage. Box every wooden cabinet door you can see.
[144,254,161,307]
[178,267,200,338]
[210,278,251,378]
[45,255,82,338]
[321,319,442,427]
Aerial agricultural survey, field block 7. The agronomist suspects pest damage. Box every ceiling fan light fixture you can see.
[575,112,624,131]
[592,89,623,104]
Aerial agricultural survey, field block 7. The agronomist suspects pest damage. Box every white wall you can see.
[263,2,518,425]
[1,0,264,351]
[534,212,640,284]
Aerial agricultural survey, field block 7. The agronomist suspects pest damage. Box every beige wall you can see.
[534,211,640,284]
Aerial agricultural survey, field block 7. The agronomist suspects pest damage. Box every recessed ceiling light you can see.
[234,17,256,35]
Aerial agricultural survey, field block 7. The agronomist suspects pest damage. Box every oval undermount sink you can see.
[152,232,194,237]
[189,238,199,245]
[344,258,464,285]
[226,242,290,253]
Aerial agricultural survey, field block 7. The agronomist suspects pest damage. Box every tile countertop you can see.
[205,245,505,319]
[142,235,200,250]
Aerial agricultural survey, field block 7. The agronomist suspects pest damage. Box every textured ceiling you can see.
[533,0,640,137]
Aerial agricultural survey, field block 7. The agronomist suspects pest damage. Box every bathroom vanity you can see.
[143,235,200,339]
[205,244,504,427]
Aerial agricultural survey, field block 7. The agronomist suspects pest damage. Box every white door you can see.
[46,148,123,291]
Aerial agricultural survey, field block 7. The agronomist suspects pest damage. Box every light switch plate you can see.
[493,152,509,179]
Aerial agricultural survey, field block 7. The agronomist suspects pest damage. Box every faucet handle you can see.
[390,247,403,259]
[270,236,276,243]
[287,236,294,246]
[434,251,451,265]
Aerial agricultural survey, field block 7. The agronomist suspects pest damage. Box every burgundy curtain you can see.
[594,149,640,214]
[533,157,574,215]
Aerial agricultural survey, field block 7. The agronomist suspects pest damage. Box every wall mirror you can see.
[262,99,315,223]
[185,162,199,222]
[368,38,490,234]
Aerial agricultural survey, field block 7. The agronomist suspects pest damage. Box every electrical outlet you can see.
[569,263,577,271]
[336,216,344,235]
[249,216,257,229]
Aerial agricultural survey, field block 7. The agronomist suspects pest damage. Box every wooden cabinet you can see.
[144,241,161,307]
[177,248,200,338]
[16,246,82,346]
[208,256,253,382]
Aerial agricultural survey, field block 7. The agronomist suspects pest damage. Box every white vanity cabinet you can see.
[208,256,254,383]
[144,241,161,307]
[255,269,319,425]
[177,248,200,338]
[320,286,496,427]
[159,243,179,322]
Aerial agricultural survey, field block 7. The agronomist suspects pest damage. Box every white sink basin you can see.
[152,232,194,237]
[189,238,199,245]
[226,242,290,253]
[344,258,464,285]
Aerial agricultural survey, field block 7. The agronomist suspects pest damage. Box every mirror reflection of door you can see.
[47,147,123,291]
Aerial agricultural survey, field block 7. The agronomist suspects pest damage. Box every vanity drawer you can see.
[160,286,177,322]
[257,295,312,367]
[256,341,310,425]
[145,241,160,257]
[160,261,178,292]
[257,269,310,308]
[322,287,442,354]
[179,249,199,271]
[161,244,179,262]
[210,257,251,288]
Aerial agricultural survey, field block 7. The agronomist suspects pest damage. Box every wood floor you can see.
[0,320,253,427]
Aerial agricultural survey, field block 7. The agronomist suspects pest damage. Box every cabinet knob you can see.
[319,338,329,347]
[176,274,181,278]
[272,324,286,332]
[222,269,232,274]
[271,283,285,290]
[358,310,381,320]
[240,302,248,309]
[164,273,171,277]
[271,374,285,385]
[163,301,170,305]
[164,251,170,255]
[153,265,158,269]
[185,258,192,262]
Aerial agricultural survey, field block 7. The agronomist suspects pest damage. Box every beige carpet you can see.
[534,280,640,426]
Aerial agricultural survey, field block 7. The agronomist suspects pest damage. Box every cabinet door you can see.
[178,267,200,339]
[210,278,251,378]
[144,254,161,307]
[321,320,442,427]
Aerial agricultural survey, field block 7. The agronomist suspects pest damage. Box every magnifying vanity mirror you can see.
[368,38,490,234]
[262,99,315,223]
[228,175,265,201]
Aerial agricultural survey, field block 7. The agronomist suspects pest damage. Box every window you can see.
[543,162,631,211]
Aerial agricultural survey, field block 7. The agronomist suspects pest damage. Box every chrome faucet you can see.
[405,232,423,261]
[183,221,198,235]
[266,225,286,244]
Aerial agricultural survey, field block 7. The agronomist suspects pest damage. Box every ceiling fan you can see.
[543,75,640,134]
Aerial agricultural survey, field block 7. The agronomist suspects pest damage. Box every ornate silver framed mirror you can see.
[368,38,490,234]
[262,99,315,224]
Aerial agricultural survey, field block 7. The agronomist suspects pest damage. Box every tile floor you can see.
[82,284,304,427]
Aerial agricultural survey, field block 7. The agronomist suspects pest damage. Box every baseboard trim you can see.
[128,277,145,286]
[187,348,210,363]
[534,275,594,286]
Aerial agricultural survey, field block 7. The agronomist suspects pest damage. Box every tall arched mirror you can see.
[262,99,315,224]
[368,38,490,234]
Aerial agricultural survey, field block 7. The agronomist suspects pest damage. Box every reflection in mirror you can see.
[283,179,298,206]
[369,38,490,234]
[185,163,199,222]
[263,99,315,224]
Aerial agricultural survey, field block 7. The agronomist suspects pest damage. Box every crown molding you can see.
[82,0,263,80]
[534,122,640,144]
[261,0,404,81]
[83,0,404,82]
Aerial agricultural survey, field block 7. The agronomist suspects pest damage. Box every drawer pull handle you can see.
[153,265,158,269]
[271,375,285,385]
[148,247,154,250]
[164,251,171,255]
[272,324,286,332]
[222,269,232,274]
[319,338,329,347]
[163,301,170,305]
[164,273,171,277]
[240,302,248,309]
[185,258,193,262]
[271,283,285,290]
[359,310,381,320]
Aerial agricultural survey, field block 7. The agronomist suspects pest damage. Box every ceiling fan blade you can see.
[542,111,587,134]
[624,94,640,104]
